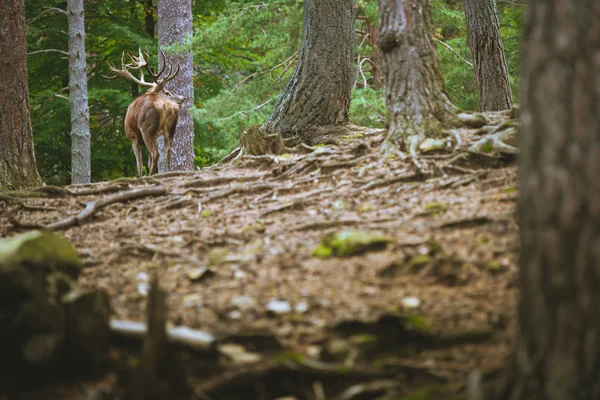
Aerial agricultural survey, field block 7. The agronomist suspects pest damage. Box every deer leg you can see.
[165,113,178,173]
[164,135,173,173]
[132,140,144,177]
[146,139,159,175]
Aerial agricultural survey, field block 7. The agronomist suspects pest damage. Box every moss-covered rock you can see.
[0,231,110,386]
[313,230,394,257]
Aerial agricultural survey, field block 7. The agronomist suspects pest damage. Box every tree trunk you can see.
[144,0,156,38]
[262,0,354,143]
[377,0,458,150]
[67,0,91,184]
[463,0,512,111]
[157,0,194,173]
[493,1,600,399]
[0,0,40,189]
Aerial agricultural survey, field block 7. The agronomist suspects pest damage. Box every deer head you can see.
[106,48,185,104]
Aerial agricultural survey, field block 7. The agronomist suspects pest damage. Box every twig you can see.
[10,186,167,230]
[433,38,473,67]
[218,98,272,121]
[230,51,298,93]
[28,7,67,24]
[27,49,69,56]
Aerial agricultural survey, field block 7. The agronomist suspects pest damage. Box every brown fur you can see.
[125,93,180,176]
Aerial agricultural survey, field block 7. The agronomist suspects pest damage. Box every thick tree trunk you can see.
[377,0,458,149]
[157,0,194,172]
[0,0,40,189]
[493,1,600,399]
[67,0,91,184]
[262,0,354,143]
[463,0,512,111]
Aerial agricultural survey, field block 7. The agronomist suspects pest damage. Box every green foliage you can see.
[25,0,523,182]
[350,87,385,128]
[192,0,303,165]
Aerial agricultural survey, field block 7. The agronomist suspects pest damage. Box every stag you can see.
[106,48,184,176]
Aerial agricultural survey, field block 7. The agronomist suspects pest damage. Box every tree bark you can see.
[463,0,512,111]
[0,0,40,189]
[377,0,458,150]
[67,0,91,184]
[261,0,354,143]
[493,1,600,399]
[157,0,194,172]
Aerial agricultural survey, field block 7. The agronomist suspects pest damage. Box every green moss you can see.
[312,244,333,258]
[487,260,503,273]
[350,333,378,345]
[503,186,517,193]
[313,230,394,257]
[339,133,365,141]
[481,141,494,153]
[410,254,432,268]
[427,238,444,254]
[272,350,304,363]
[200,209,213,217]
[0,230,82,272]
[406,315,432,332]
[424,202,447,213]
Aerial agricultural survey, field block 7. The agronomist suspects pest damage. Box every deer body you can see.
[125,93,180,176]
[106,48,184,177]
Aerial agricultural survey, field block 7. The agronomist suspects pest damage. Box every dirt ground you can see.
[0,116,519,399]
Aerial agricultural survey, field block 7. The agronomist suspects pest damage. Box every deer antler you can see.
[105,47,181,90]
[105,48,155,88]
[147,48,181,86]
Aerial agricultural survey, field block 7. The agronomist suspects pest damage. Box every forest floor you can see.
[0,112,519,399]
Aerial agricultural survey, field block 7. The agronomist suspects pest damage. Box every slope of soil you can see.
[0,119,519,399]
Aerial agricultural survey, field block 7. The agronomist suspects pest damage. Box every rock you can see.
[419,138,447,153]
[313,230,394,258]
[232,295,257,310]
[402,296,421,309]
[0,231,111,385]
[295,301,309,313]
[187,266,216,282]
[458,112,487,128]
[267,300,292,314]
[218,344,262,365]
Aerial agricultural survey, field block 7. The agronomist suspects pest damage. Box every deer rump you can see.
[126,93,179,176]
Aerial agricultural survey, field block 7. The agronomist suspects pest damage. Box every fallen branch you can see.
[260,189,335,216]
[71,183,132,196]
[10,186,167,230]
[110,320,216,354]
[355,171,420,192]
[181,173,267,189]
[291,218,363,232]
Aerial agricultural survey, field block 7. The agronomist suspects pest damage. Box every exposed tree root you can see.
[10,185,167,230]
[205,182,281,202]
[180,173,268,189]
